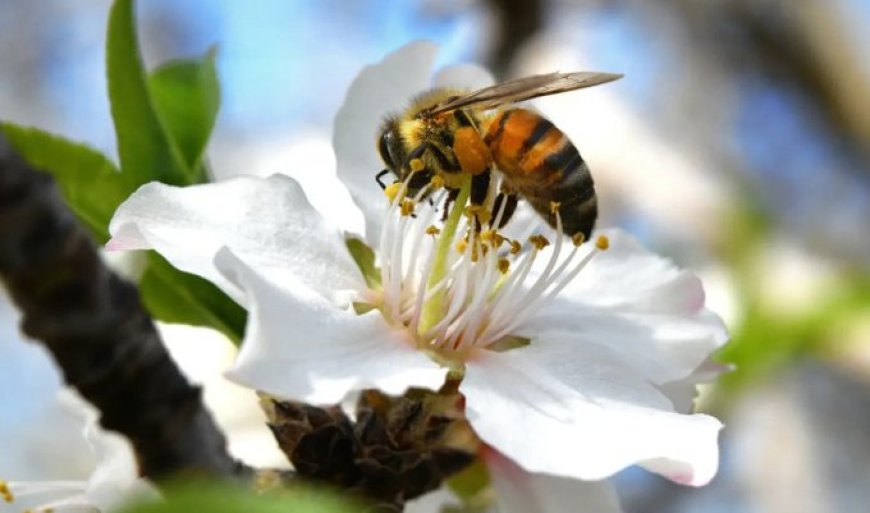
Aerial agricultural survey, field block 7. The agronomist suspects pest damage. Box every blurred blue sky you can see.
[20,0,485,153]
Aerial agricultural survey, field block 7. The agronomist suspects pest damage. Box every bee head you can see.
[377,117,406,176]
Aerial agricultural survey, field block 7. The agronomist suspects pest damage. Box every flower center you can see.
[367,174,608,359]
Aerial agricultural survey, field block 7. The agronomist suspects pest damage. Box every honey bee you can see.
[376,71,622,242]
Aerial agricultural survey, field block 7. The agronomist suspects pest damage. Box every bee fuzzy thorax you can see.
[369,173,609,360]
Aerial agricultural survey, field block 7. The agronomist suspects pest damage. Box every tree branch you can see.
[0,133,242,480]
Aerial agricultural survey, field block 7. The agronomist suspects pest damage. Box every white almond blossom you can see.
[106,41,727,506]
[0,391,154,513]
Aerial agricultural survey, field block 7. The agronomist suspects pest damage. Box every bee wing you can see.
[429,71,622,114]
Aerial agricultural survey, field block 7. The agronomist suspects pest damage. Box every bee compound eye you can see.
[378,130,395,169]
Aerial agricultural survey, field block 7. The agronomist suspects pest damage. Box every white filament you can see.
[375,179,603,354]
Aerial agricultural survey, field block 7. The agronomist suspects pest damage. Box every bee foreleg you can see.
[375,169,392,190]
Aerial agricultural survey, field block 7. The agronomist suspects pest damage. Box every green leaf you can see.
[107,0,191,186]
[140,252,247,344]
[716,275,870,394]
[1,123,131,243]
[121,481,358,513]
[149,47,220,181]
[345,237,381,289]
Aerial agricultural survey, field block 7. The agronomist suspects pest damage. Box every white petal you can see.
[216,248,447,404]
[556,229,711,314]
[108,175,363,307]
[83,423,153,511]
[518,301,726,386]
[461,349,721,485]
[55,390,157,511]
[333,42,439,247]
[485,450,623,513]
[521,229,728,385]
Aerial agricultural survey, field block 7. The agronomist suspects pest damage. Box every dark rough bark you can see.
[0,134,241,480]
[487,0,544,77]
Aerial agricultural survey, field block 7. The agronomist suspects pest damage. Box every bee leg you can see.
[405,169,431,219]
[375,169,392,190]
[470,171,490,206]
[491,192,519,229]
[469,171,491,232]
[441,188,460,222]
[407,167,433,193]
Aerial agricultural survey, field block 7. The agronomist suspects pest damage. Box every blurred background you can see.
[1,0,868,512]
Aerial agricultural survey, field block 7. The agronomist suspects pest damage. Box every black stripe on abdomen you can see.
[544,142,583,175]
[484,111,512,145]
[546,143,594,204]
[519,118,555,158]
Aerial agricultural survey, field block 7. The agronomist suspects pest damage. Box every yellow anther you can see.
[497,258,510,274]
[596,234,610,250]
[430,175,445,189]
[572,232,586,247]
[400,199,416,216]
[529,234,550,250]
[410,158,425,173]
[384,182,402,203]
[480,230,496,244]
[509,240,522,254]
[489,232,506,248]
[455,239,468,254]
[549,201,562,214]
[425,225,441,236]
[0,480,13,503]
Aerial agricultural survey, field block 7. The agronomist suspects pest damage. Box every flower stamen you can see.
[0,478,93,513]
[371,172,606,358]
[384,182,403,203]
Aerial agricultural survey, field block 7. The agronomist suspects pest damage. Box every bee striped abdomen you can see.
[484,108,597,239]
